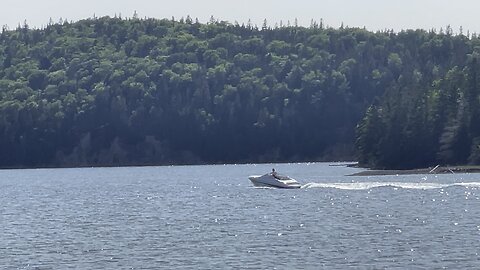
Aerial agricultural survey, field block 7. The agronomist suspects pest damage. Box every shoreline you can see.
[350,165,480,176]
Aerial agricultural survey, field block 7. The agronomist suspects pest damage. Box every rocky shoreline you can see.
[350,165,480,176]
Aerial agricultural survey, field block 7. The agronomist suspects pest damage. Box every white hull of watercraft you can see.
[249,173,302,189]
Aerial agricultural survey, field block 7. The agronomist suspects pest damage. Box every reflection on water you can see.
[0,163,479,269]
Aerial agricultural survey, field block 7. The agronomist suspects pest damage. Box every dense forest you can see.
[0,16,479,168]
[355,29,480,169]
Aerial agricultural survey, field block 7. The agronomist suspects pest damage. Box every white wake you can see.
[301,182,480,190]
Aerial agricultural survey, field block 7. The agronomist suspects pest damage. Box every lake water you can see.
[1,162,480,269]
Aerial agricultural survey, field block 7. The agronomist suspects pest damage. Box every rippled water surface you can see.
[1,163,480,269]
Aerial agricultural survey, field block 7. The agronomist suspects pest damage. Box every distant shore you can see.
[350,165,480,176]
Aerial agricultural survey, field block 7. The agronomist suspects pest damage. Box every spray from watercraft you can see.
[300,182,480,190]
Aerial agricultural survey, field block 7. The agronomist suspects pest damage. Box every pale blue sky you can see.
[2,0,478,33]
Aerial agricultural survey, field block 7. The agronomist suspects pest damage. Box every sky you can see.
[1,0,479,34]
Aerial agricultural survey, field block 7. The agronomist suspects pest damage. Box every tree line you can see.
[0,16,478,168]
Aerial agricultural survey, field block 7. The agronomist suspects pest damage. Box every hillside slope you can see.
[0,17,476,168]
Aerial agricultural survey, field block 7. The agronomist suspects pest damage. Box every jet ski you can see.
[248,172,302,189]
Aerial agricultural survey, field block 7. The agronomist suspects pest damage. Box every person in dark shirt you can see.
[271,168,278,179]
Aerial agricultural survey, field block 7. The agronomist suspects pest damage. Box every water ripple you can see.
[0,164,479,269]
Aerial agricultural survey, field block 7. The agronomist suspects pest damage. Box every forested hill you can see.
[0,16,478,168]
